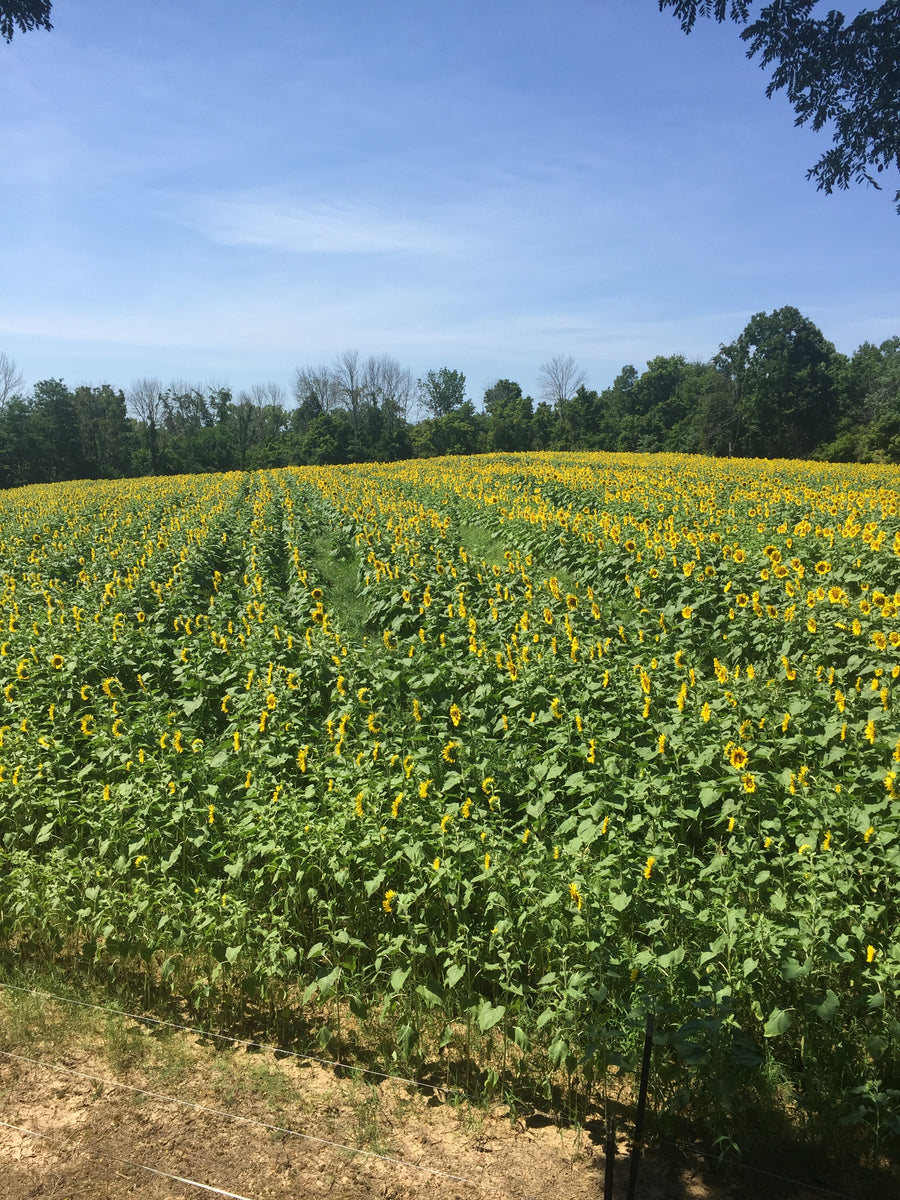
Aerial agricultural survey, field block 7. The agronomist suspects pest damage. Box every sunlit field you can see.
[1,452,898,1153]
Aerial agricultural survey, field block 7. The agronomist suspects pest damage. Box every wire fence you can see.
[1,1118,260,1200]
[651,1136,860,1200]
[0,980,881,1200]
[0,1048,537,1199]
[0,979,472,1100]
[0,989,544,1200]
[1,1045,493,1185]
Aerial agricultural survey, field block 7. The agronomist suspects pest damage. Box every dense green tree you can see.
[0,397,44,487]
[144,383,238,475]
[190,387,240,473]
[659,1,900,210]
[593,366,638,450]
[858,338,900,461]
[72,384,132,477]
[817,339,893,460]
[840,338,900,425]
[624,355,727,453]
[483,379,522,416]
[8,318,900,479]
[411,402,484,457]
[417,368,467,418]
[484,380,534,452]
[0,380,86,485]
[531,400,559,450]
[347,402,413,464]
[556,384,604,448]
[615,355,691,450]
[32,379,84,480]
[247,427,293,470]
[681,361,738,456]
[291,389,325,434]
[209,386,232,427]
[301,410,355,465]
[714,306,842,458]
[821,336,900,462]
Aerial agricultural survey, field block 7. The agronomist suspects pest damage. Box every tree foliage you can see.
[659,1,900,210]
[3,310,900,486]
[713,305,841,458]
[1,1,52,42]
[417,367,467,418]
[484,380,534,452]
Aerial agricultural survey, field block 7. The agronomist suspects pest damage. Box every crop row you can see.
[0,454,898,1148]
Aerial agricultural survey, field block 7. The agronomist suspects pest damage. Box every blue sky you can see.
[1,0,897,406]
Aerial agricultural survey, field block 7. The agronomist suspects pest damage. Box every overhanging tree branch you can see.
[659,1,900,211]
[1,1,53,42]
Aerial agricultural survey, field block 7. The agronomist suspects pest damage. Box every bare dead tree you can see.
[0,352,24,412]
[244,383,290,441]
[333,348,362,430]
[538,354,586,412]
[293,364,340,414]
[127,377,163,423]
[127,377,167,474]
[361,353,413,420]
[246,381,287,409]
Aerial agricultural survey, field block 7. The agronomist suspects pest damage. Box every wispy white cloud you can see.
[2,0,894,399]
[176,191,469,257]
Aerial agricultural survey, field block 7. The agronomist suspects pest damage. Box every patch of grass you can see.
[206,1047,305,1121]
[351,1079,388,1152]
[245,1059,302,1115]
[457,523,508,567]
[145,1027,196,1088]
[0,984,94,1053]
[104,1012,151,1074]
[310,532,371,636]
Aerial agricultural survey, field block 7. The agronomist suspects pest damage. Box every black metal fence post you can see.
[626,1014,655,1200]
[603,1106,617,1200]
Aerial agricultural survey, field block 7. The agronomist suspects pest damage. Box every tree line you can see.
[1,307,898,488]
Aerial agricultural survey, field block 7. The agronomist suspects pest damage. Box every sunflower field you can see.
[1,452,898,1150]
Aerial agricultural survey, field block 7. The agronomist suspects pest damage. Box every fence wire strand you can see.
[0,1047,537,1200]
[653,1136,862,1200]
[0,1117,261,1200]
[1,981,884,1200]
[0,980,472,1101]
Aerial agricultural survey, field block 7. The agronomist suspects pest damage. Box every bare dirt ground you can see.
[0,997,888,1200]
